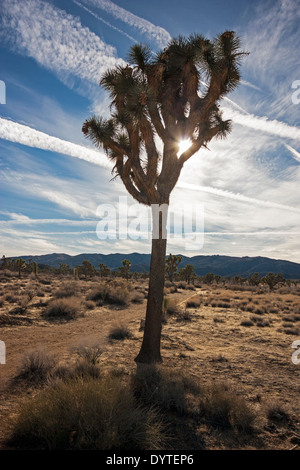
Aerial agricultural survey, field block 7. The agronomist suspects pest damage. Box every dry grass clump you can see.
[199,383,256,432]
[186,298,201,309]
[266,403,291,425]
[44,297,83,320]
[282,314,300,323]
[131,365,201,415]
[175,309,192,322]
[87,281,130,307]
[165,298,181,316]
[9,376,166,450]
[108,323,133,341]
[283,327,299,335]
[130,292,145,304]
[4,293,18,304]
[54,282,79,299]
[15,349,56,385]
[241,319,255,327]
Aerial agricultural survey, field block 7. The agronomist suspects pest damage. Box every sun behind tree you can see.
[82,31,247,364]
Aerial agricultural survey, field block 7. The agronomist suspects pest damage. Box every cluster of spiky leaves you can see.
[82,31,247,205]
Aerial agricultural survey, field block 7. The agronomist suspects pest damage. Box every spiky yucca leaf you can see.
[127,43,153,71]
[82,116,116,149]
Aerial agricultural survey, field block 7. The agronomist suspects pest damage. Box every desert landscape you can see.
[1,0,300,457]
[1,269,299,450]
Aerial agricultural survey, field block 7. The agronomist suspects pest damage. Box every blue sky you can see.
[0,0,300,262]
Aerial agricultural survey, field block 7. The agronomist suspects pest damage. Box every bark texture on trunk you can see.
[135,206,168,364]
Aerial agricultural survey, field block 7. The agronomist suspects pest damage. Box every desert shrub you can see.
[72,360,101,379]
[266,403,291,424]
[186,284,196,290]
[72,343,103,365]
[282,314,300,323]
[164,281,173,288]
[254,307,265,315]
[87,281,129,306]
[216,302,231,308]
[131,292,144,304]
[132,365,201,415]
[213,316,225,323]
[38,278,52,285]
[256,319,270,327]
[175,310,192,322]
[83,300,95,310]
[108,286,130,306]
[166,299,181,316]
[283,327,299,335]
[210,354,228,363]
[44,297,82,319]
[241,320,254,327]
[177,281,187,290]
[54,282,79,299]
[199,383,256,432]
[9,376,166,450]
[186,299,201,309]
[108,323,132,341]
[15,349,56,385]
[86,284,109,302]
[4,294,18,303]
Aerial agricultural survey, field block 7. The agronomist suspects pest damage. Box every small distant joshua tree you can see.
[166,253,182,282]
[119,259,131,280]
[32,261,38,278]
[16,258,26,279]
[99,263,111,278]
[83,31,247,363]
[179,263,196,284]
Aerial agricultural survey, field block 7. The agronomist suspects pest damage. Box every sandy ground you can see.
[0,275,300,450]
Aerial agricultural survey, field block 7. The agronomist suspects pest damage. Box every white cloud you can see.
[240,0,300,123]
[0,0,125,85]
[222,106,300,141]
[0,117,111,169]
[82,0,171,47]
[284,143,300,163]
[177,182,300,214]
[72,0,137,43]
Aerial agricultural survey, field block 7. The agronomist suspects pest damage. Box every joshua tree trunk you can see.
[135,205,168,363]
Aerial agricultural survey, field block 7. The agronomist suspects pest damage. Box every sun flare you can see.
[178,139,191,155]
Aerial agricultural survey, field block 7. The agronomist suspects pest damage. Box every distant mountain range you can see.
[13,253,300,279]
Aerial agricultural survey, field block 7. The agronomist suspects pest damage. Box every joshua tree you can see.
[119,259,132,280]
[32,261,39,278]
[262,272,285,290]
[79,260,96,279]
[166,253,182,282]
[99,263,111,278]
[15,258,26,279]
[82,31,246,363]
[179,263,196,284]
